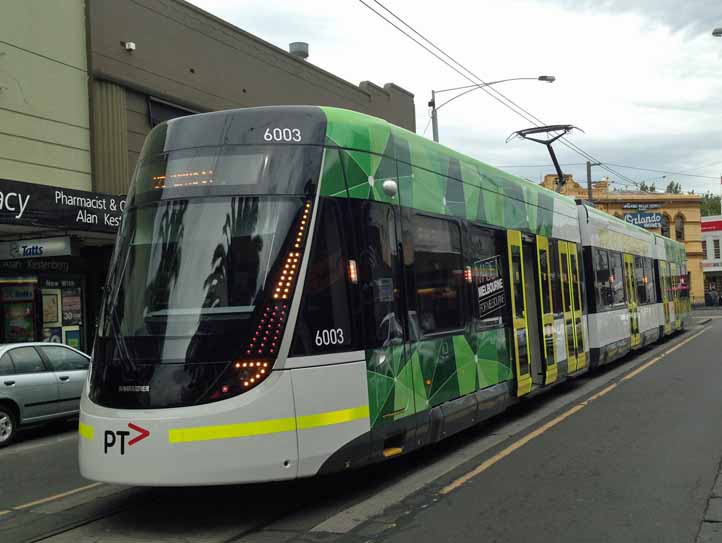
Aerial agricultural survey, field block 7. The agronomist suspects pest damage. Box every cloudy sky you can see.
[192,0,722,193]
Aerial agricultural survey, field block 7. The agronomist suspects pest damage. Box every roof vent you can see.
[289,42,309,60]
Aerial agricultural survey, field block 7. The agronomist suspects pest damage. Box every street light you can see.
[713,28,722,37]
[428,75,556,142]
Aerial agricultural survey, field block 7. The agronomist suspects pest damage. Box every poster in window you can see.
[63,326,81,350]
[474,255,506,318]
[61,288,82,325]
[43,327,62,343]
[42,289,61,326]
[3,302,35,341]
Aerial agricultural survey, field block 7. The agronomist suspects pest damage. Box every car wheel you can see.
[0,407,16,448]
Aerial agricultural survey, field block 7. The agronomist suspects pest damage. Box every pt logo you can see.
[104,423,150,455]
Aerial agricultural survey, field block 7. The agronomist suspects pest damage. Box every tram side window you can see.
[634,255,647,305]
[468,226,506,328]
[644,258,657,303]
[593,248,612,310]
[550,240,563,315]
[610,252,625,305]
[413,215,464,334]
[351,201,404,348]
[290,199,354,355]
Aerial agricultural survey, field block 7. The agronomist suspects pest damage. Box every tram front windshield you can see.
[96,143,320,366]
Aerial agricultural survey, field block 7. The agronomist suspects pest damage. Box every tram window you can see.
[468,226,506,327]
[644,258,657,303]
[352,201,404,348]
[550,241,563,314]
[560,250,571,313]
[290,199,353,355]
[593,248,612,310]
[539,247,551,315]
[511,246,525,319]
[635,255,647,304]
[610,252,625,305]
[413,215,464,334]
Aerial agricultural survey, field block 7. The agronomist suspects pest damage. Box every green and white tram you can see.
[79,106,689,485]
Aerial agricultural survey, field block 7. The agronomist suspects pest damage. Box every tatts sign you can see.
[0,178,125,233]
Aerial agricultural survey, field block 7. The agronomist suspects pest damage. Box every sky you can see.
[191,0,722,194]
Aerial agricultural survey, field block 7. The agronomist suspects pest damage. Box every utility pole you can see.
[586,161,601,203]
[430,90,439,143]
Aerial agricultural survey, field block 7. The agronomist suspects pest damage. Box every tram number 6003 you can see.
[315,328,345,347]
[264,127,302,142]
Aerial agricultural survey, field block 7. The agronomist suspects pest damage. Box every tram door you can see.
[623,254,641,348]
[536,236,557,384]
[507,231,532,397]
[660,261,672,335]
[558,241,578,373]
[569,245,586,370]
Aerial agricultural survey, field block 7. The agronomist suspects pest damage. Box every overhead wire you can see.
[362,0,641,186]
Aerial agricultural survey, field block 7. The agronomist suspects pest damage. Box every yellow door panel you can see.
[569,244,586,370]
[558,241,577,374]
[507,230,532,396]
[536,235,557,385]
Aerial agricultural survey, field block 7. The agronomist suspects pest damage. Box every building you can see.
[0,0,415,351]
[540,174,704,302]
[702,216,722,298]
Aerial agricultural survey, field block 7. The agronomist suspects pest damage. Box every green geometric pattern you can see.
[318,107,564,429]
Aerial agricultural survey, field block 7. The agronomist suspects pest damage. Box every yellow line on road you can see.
[12,482,103,511]
[0,509,11,517]
[441,328,709,495]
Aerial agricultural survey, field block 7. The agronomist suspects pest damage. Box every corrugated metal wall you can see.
[92,80,129,195]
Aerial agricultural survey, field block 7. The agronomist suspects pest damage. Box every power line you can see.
[361,0,640,186]
[603,163,720,180]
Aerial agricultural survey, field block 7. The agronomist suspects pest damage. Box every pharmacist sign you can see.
[624,212,662,229]
[0,178,125,233]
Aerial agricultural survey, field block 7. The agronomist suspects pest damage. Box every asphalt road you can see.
[0,312,720,543]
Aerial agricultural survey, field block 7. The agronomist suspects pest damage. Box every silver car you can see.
[0,343,90,447]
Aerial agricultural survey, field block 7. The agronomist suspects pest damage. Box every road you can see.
[1,311,720,543]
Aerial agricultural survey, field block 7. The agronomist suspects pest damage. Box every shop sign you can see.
[703,261,722,271]
[701,220,722,232]
[0,178,125,233]
[624,212,662,229]
[0,236,73,261]
[622,203,662,210]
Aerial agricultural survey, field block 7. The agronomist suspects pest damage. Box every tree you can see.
[639,181,656,192]
[701,192,721,216]
[665,180,682,194]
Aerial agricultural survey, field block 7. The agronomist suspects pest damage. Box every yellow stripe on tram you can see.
[168,405,369,444]
[78,422,94,440]
[296,405,370,431]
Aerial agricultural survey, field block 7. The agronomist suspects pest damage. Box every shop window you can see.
[675,215,685,241]
[702,240,707,258]
[610,252,625,305]
[8,347,46,374]
[715,239,721,259]
[661,214,671,238]
[413,215,464,334]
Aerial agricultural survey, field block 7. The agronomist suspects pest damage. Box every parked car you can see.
[0,343,90,447]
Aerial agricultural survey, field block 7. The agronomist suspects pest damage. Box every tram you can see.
[78,106,689,485]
